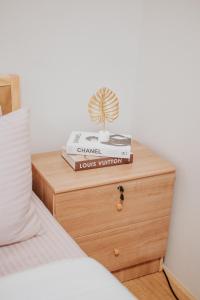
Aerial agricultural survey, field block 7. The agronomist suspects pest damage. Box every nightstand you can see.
[32,141,175,282]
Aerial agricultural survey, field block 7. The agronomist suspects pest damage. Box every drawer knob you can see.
[114,248,120,257]
[116,202,123,211]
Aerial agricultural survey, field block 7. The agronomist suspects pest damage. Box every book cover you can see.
[66,131,132,158]
[62,150,133,171]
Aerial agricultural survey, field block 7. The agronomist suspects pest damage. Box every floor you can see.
[124,272,191,300]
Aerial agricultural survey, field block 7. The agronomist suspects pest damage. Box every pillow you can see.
[0,108,40,246]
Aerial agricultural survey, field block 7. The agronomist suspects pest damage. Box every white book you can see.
[66,131,132,158]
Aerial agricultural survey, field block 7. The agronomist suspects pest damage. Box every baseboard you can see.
[163,265,197,300]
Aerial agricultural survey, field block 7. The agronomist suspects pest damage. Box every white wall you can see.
[0,0,142,152]
[1,0,200,298]
[134,1,200,298]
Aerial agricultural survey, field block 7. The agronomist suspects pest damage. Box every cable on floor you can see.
[162,261,180,300]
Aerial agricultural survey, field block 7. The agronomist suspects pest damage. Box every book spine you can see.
[74,154,133,171]
[66,143,131,159]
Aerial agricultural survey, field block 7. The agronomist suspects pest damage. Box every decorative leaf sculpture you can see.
[88,87,119,130]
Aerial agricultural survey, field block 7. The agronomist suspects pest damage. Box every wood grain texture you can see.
[55,173,175,237]
[113,259,161,282]
[32,141,175,193]
[124,271,196,300]
[0,85,12,114]
[76,217,169,272]
[32,141,175,280]
[0,75,20,114]
[32,165,54,214]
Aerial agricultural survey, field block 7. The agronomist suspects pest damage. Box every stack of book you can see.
[62,131,133,171]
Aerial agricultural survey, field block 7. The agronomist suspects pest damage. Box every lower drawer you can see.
[76,217,169,272]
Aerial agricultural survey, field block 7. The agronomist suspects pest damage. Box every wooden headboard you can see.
[0,75,20,116]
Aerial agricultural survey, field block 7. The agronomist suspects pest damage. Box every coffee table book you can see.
[61,150,133,171]
[66,131,132,158]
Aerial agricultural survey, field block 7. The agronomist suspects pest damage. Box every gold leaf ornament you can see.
[88,87,119,130]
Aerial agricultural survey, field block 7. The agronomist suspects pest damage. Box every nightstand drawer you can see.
[55,173,175,237]
[76,217,169,272]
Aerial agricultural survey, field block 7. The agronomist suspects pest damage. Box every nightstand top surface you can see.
[32,141,175,194]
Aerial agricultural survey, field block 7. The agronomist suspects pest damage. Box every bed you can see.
[0,75,137,299]
[0,193,86,277]
[0,194,135,300]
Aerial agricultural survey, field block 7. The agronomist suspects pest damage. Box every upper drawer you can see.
[55,173,175,237]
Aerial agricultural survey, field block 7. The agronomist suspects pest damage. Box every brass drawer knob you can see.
[114,248,120,257]
[116,202,123,211]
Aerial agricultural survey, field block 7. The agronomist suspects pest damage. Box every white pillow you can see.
[0,108,40,246]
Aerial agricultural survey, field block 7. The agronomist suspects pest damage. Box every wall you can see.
[1,0,200,298]
[0,0,142,152]
[134,0,200,298]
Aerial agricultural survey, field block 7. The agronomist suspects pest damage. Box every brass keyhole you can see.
[118,185,124,193]
[116,185,125,211]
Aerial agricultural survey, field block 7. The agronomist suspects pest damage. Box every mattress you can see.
[0,257,137,300]
[0,193,86,277]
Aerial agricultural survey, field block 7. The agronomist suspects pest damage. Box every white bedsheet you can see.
[0,193,85,277]
[0,257,137,300]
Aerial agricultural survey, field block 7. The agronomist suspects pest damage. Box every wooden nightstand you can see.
[32,141,175,282]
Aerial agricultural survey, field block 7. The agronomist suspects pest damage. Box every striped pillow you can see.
[0,108,40,245]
